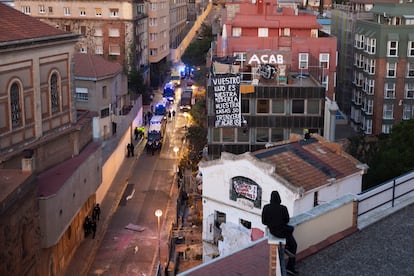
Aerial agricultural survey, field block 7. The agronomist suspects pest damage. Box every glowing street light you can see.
[155,209,163,266]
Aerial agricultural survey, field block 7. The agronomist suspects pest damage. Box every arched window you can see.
[10,82,21,128]
[50,73,60,113]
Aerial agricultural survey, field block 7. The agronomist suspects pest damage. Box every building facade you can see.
[206,0,338,159]
[13,0,150,81]
[0,4,102,275]
[74,53,129,140]
[350,1,414,135]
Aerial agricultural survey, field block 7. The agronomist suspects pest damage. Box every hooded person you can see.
[262,191,298,275]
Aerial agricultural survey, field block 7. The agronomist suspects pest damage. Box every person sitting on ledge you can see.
[262,190,298,276]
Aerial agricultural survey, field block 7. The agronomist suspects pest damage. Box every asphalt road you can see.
[87,89,188,276]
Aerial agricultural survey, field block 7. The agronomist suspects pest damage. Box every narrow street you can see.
[87,89,189,276]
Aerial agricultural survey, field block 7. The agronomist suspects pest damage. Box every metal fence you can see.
[357,170,414,222]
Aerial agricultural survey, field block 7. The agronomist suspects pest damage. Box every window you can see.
[222,128,235,142]
[212,128,220,142]
[64,25,71,32]
[48,6,53,13]
[291,99,305,114]
[39,5,46,14]
[319,53,329,69]
[299,53,308,69]
[408,41,414,56]
[258,28,268,37]
[232,27,242,37]
[366,99,373,115]
[383,103,394,119]
[257,99,270,114]
[313,191,319,207]
[363,118,372,134]
[307,99,320,115]
[387,41,398,56]
[64,7,71,16]
[76,88,88,101]
[272,99,285,114]
[79,8,86,16]
[256,128,269,143]
[94,28,103,37]
[241,99,250,114]
[367,79,375,95]
[150,3,156,10]
[150,33,157,41]
[403,104,414,119]
[95,45,103,55]
[109,8,119,17]
[50,73,60,113]
[405,83,414,98]
[10,82,22,128]
[271,128,283,142]
[233,52,246,63]
[367,59,375,74]
[150,48,157,56]
[240,219,251,229]
[109,44,121,55]
[353,89,362,105]
[355,33,364,49]
[137,4,145,14]
[95,8,102,16]
[365,37,376,54]
[387,62,396,78]
[80,44,87,53]
[237,128,249,142]
[22,6,31,14]
[109,28,120,37]
[102,86,107,99]
[382,124,392,134]
[384,83,395,99]
[101,107,109,118]
[149,18,156,26]
[80,26,86,36]
[283,28,290,36]
[407,63,414,77]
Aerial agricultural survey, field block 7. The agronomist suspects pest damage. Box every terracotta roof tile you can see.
[74,53,122,80]
[0,3,70,43]
[254,137,361,191]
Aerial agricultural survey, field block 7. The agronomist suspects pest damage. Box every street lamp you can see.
[155,209,163,267]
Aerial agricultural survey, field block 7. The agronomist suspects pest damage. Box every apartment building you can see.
[350,1,414,135]
[206,0,338,159]
[14,0,149,78]
[0,4,102,275]
[170,0,188,48]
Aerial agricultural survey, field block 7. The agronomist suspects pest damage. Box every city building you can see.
[170,0,188,49]
[330,0,397,121]
[206,0,338,159]
[74,53,129,140]
[13,0,150,84]
[199,134,365,262]
[0,4,102,275]
[349,1,414,135]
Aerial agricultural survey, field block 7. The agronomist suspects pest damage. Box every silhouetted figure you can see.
[130,143,135,156]
[83,216,91,238]
[93,204,101,221]
[127,143,131,157]
[262,191,298,275]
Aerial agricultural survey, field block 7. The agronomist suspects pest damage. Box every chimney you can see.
[267,228,286,276]
[22,149,34,174]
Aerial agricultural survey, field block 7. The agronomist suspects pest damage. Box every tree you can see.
[363,119,414,189]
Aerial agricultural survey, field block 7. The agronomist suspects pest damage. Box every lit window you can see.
[258,28,268,37]
[232,27,242,37]
[79,8,86,16]
[95,8,102,16]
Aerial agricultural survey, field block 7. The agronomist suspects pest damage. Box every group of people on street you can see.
[83,203,101,239]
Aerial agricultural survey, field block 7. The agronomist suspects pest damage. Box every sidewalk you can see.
[65,106,151,276]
